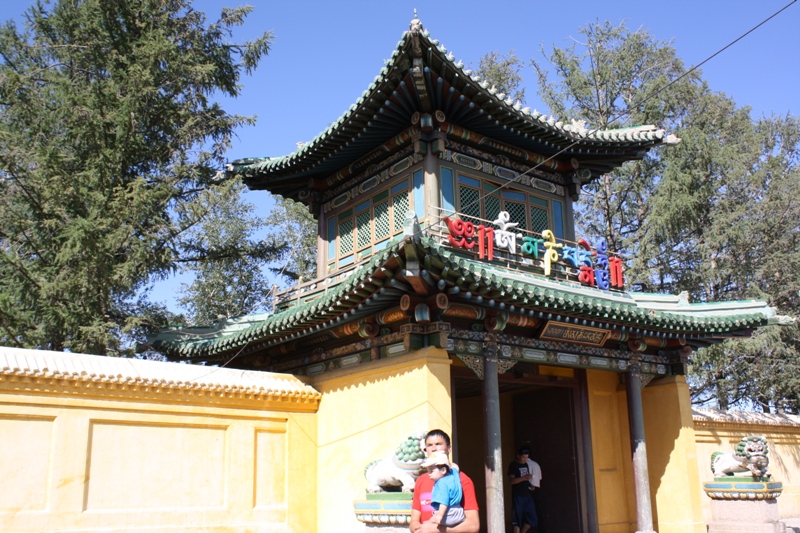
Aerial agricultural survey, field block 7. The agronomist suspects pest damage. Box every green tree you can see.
[175,187,318,326]
[531,20,699,257]
[531,20,800,412]
[683,115,800,412]
[0,0,271,355]
[635,91,754,296]
[264,196,318,283]
[176,179,286,325]
[175,191,318,327]
[475,50,526,104]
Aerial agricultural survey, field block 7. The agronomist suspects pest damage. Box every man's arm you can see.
[417,509,479,533]
[410,509,423,533]
[455,509,480,533]
[510,473,532,485]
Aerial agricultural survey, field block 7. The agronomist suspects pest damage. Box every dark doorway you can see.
[513,387,582,533]
[452,366,589,533]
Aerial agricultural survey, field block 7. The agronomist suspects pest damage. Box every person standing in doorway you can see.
[410,429,480,533]
[526,452,544,533]
[508,446,538,533]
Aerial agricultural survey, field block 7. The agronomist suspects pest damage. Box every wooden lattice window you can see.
[455,173,560,237]
[328,178,412,270]
[392,185,410,232]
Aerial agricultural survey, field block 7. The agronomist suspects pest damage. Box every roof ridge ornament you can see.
[569,118,589,132]
[410,9,423,33]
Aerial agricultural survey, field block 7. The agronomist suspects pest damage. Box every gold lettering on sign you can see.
[445,305,479,320]
[540,322,610,347]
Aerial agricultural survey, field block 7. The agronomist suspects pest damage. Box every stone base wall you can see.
[707,499,786,533]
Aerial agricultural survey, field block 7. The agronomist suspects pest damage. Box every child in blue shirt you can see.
[420,452,465,527]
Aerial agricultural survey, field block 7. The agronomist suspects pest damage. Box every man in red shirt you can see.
[410,429,480,533]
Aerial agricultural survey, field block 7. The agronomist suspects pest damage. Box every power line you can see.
[173,1,797,376]
[432,0,797,231]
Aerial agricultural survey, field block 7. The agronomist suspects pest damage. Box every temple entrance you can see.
[452,365,591,533]
[513,387,582,533]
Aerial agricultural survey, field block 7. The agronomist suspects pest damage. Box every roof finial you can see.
[410,9,423,32]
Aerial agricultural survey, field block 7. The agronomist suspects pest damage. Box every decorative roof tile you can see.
[229,19,676,199]
[149,236,788,362]
[693,407,800,428]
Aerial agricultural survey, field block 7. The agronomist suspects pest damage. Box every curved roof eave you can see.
[148,237,786,362]
[228,18,675,196]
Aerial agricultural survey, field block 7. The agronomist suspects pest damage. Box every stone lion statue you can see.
[365,433,425,493]
[711,435,771,479]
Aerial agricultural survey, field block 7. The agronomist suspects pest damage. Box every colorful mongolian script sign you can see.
[443,211,625,290]
[540,321,610,346]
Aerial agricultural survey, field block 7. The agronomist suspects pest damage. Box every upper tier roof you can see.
[229,16,678,200]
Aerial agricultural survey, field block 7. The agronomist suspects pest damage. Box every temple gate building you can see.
[149,16,789,533]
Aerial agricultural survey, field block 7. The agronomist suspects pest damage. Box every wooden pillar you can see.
[423,149,439,224]
[577,370,600,533]
[450,371,459,465]
[626,364,656,533]
[483,339,505,533]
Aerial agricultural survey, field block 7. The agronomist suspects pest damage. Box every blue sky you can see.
[188,0,797,162]
[2,1,797,315]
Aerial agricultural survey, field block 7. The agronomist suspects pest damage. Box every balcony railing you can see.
[273,208,626,314]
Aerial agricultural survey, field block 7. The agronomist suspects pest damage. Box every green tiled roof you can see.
[149,236,788,361]
[149,241,403,359]
[428,242,786,332]
[229,18,678,200]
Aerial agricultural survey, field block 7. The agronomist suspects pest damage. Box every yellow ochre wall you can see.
[0,348,319,533]
[309,346,453,533]
[587,369,636,533]
[642,375,706,533]
[586,370,706,533]
[10,346,800,533]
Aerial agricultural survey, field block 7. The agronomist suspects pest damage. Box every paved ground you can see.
[784,517,800,532]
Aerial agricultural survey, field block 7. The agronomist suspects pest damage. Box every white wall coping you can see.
[693,407,800,428]
[0,346,321,405]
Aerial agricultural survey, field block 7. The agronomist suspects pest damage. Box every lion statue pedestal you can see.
[703,436,786,533]
[353,433,425,532]
[354,493,414,532]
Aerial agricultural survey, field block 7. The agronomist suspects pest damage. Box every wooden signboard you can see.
[540,321,610,347]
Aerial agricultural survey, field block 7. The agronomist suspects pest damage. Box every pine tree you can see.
[0,0,272,355]
[531,20,699,257]
[685,115,800,412]
[176,179,287,325]
[531,20,800,411]
[263,196,318,283]
[476,50,526,104]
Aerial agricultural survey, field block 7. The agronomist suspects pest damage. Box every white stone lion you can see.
[711,435,771,479]
[365,433,426,493]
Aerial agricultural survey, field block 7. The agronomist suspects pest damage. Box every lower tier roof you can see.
[148,224,791,364]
